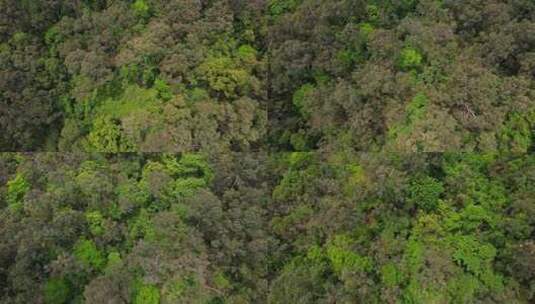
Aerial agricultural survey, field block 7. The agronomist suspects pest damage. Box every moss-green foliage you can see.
[4,0,535,300]
[213,272,231,290]
[366,4,380,23]
[132,0,151,18]
[268,0,302,16]
[398,47,423,71]
[289,131,309,151]
[153,78,173,102]
[73,239,105,270]
[95,85,159,119]
[167,154,214,183]
[128,208,155,241]
[162,276,205,302]
[272,204,313,235]
[105,251,122,271]
[237,45,258,65]
[87,116,134,152]
[85,210,104,236]
[117,179,150,211]
[451,235,503,291]
[326,234,373,275]
[138,154,214,204]
[134,284,160,304]
[272,155,317,202]
[498,111,535,153]
[6,173,29,209]
[389,92,428,140]
[44,278,71,304]
[403,237,425,276]
[292,84,314,116]
[1,153,534,303]
[196,56,250,98]
[408,176,444,211]
[381,263,401,287]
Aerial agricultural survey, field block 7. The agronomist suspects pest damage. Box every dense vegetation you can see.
[1,0,267,152]
[2,0,535,152]
[1,0,534,303]
[1,153,534,303]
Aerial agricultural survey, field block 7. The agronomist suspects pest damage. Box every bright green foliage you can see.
[237,45,257,64]
[132,0,151,18]
[406,93,428,121]
[360,22,374,36]
[96,85,159,119]
[6,173,29,208]
[85,211,104,236]
[141,154,214,201]
[408,176,444,211]
[404,238,424,276]
[116,180,150,210]
[336,50,353,67]
[381,263,401,287]
[447,273,480,303]
[455,204,497,232]
[287,151,312,168]
[451,236,502,289]
[168,154,214,183]
[44,278,70,304]
[326,234,373,275]
[73,239,105,270]
[399,47,423,71]
[87,116,134,152]
[105,251,123,271]
[134,284,160,304]
[196,56,250,98]
[153,78,173,102]
[498,111,535,153]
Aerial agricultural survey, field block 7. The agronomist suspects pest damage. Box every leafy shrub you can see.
[87,116,134,152]
[196,56,250,98]
[408,176,444,211]
[399,47,423,71]
[85,211,104,236]
[134,284,160,304]
[44,278,70,304]
[292,84,314,116]
[6,173,29,208]
[73,239,105,270]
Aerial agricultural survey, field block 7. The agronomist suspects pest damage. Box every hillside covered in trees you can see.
[1,153,535,303]
[1,0,534,303]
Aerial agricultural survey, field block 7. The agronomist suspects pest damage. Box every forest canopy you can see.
[1,0,534,152]
[1,0,535,303]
